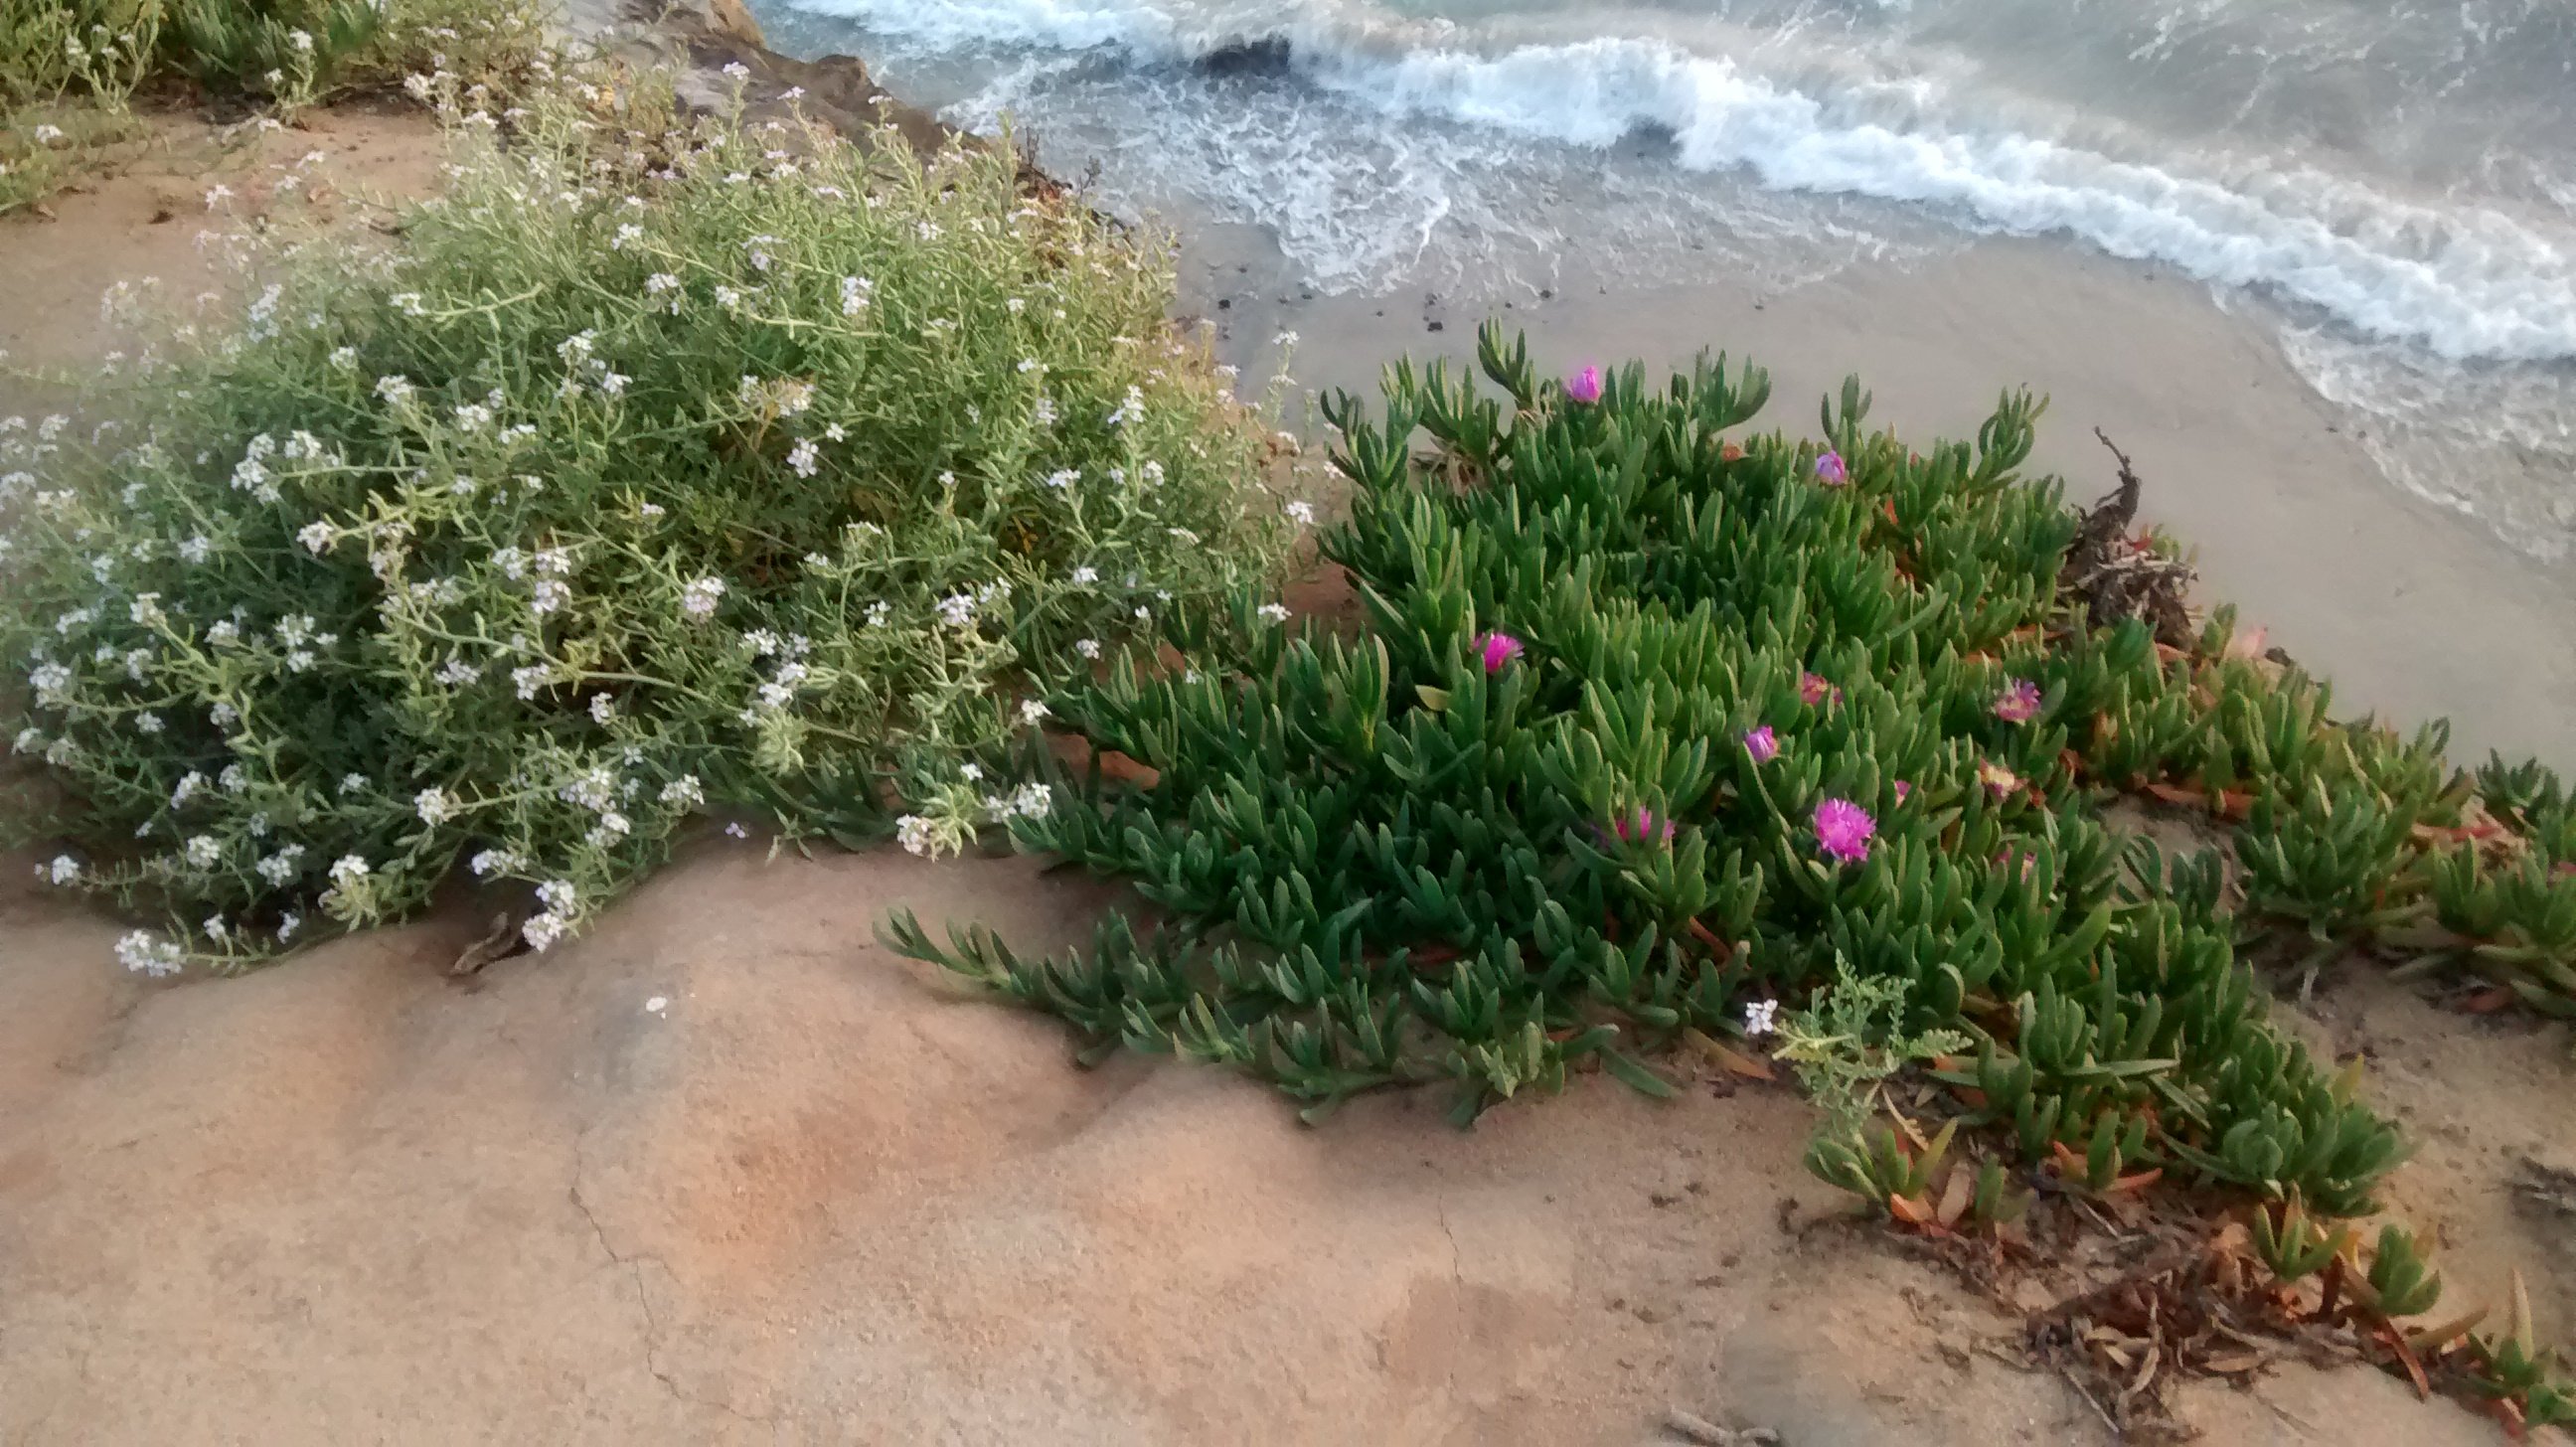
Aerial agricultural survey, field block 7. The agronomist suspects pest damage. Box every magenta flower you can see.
[1476,630,1525,673]
[1743,724,1779,763]
[1892,780,1911,802]
[1565,365,1603,405]
[1977,758,2021,800]
[1994,678,2041,724]
[1798,672,1840,709]
[1815,450,1849,485]
[1814,798,1875,864]
[1611,808,1675,845]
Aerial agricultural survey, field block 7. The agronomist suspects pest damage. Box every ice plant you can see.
[1815,450,1848,485]
[1814,798,1875,864]
[1564,365,1603,404]
[1477,630,1526,673]
[1743,724,1779,763]
[1994,678,2041,724]
[1611,808,1675,845]
[1977,758,2021,800]
[1798,672,1839,709]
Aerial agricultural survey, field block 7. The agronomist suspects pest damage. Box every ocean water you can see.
[759,0,2576,560]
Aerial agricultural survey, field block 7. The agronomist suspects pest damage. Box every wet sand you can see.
[1181,227,2576,772]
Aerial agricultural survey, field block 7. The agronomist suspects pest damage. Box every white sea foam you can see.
[790,0,2576,363]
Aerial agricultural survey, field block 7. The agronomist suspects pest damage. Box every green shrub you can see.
[164,0,380,110]
[1,80,1294,970]
[887,328,2400,1215]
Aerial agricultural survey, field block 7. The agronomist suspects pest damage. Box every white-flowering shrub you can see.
[1,77,1295,971]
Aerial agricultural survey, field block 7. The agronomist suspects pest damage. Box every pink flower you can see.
[1477,631,1525,673]
[1892,780,1911,802]
[1977,758,2021,800]
[1815,450,1848,485]
[1994,678,2041,724]
[1814,798,1875,864]
[1565,365,1603,404]
[1798,672,1840,709]
[1742,724,1778,763]
[1612,808,1675,845]
[1995,849,2036,881]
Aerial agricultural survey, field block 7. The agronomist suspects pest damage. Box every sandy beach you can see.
[1179,229,2576,772]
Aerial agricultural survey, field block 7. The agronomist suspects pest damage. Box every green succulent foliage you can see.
[2249,1192,2347,1284]
[892,321,2405,1221]
[1805,1117,1955,1206]
[2359,1223,2444,1319]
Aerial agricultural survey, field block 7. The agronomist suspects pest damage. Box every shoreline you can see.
[674,0,2576,769]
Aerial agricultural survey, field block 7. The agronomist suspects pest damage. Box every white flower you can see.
[894,815,936,857]
[329,855,371,885]
[1075,638,1101,659]
[786,438,820,477]
[338,772,369,795]
[724,822,749,839]
[34,123,66,144]
[414,787,459,825]
[1106,386,1145,426]
[722,61,749,78]
[1070,565,1099,585]
[611,223,642,249]
[935,592,977,628]
[681,575,725,618]
[1284,500,1317,525]
[588,693,615,724]
[510,665,551,700]
[204,184,233,210]
[43,855,80,885]
[435,659,481,687]
[178,534,213,564]
[277,911,302,942]
[255,845,306,884]
[1272,329,1299,346]
[1043,469,1079,490]
[184,835,222,869]
[297,521,335,555]
[115,930,183,977]
[598,371,629,397]
[135,711,164,734]
[288,28,313,51]
[1743,999,1780,1037]
[1020,699,1049,725]
[171,771,206,807]
[531,578,570,614]
[210,702,239,727]
[1010,783,1052,819]
[659,775,704,807]
[521,911,569,952]
[839,275,872,315]
[1258,603,1292,623]
[328,346,359,370]
[373,374,414,405]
